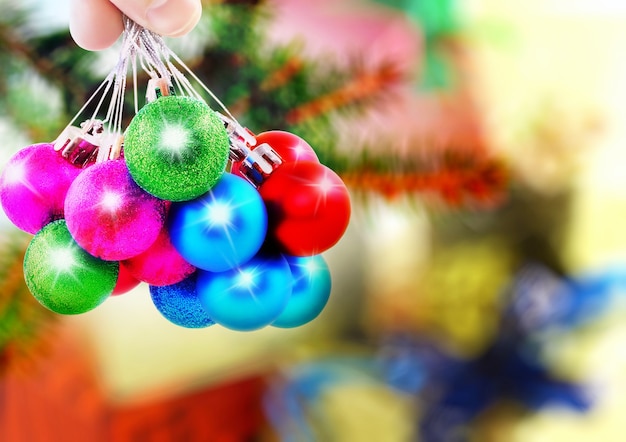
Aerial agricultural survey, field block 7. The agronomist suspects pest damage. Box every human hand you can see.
[70,0,203,50]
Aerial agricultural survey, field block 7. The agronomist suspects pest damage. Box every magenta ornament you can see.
[64,159,167,261]
[0,143,81,234]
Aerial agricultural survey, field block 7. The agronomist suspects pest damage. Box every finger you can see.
[69,0,124,50]
[110,0,202,37]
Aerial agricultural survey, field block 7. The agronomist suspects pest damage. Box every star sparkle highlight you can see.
[44,238,89,287]
[158,122,191,160]
[294,259,320,284]
[206,201,233,227]
[236,269,258,289]
[303,167,346,214]
[99,190,124,213]
[2,159,42,198]
[49,246,77,272]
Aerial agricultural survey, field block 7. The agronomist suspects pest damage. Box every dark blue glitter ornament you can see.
[149,272,214,328]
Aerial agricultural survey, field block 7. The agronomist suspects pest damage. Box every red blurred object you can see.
[111,263,141,296]
[341,155,508,206]
[259,161,351,256]
[109,376,266,442]
[0,325,268,442]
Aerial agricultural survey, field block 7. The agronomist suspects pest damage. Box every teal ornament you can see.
[272,255,332,328]
[197,254,292,331]
[23,220,118,315]
[124,95,230,201]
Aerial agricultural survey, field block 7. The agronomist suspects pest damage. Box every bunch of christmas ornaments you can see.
[0,19,350,331]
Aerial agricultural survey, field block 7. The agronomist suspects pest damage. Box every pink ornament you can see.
[64,159,167,261]
[123,225,196,286]
[0,143,82,234]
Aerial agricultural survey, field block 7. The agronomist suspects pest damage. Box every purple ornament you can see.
[64,159,167,261]
[0,143,81,234]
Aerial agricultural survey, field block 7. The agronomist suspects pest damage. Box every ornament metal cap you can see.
[237,143,283,188]
[95,134,124,163]
[53,119,104,167]
[146,77,174,103]
[223,118,282,187]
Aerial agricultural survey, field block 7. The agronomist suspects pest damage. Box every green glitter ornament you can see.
[23,220,119,315]
[124,95,230,201]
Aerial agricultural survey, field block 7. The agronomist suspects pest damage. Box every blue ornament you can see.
[169,173,268,272]
[149,273,214,328]
[197,254,292,331]
[272,255,332,328]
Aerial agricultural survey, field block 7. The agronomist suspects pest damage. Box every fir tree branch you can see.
[342,155,507,205]
[285,62,404,125]
[0,24,85,106]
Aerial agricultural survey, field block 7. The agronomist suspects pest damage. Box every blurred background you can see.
[3,0,626,440]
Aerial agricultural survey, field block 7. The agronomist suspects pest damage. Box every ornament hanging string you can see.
[55,16,256,166]
[124,17,258,155]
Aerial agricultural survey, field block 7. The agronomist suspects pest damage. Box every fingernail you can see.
[146,0,201,36]
[148,0,168,10]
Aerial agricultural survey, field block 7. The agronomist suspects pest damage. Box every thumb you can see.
[70,0,124,50]
[110,0,203,37]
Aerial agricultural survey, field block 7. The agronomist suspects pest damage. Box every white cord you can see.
[57,15,257,164]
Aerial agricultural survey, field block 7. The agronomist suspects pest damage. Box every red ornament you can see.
[112,263,141,296]
[259,161,351,256]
